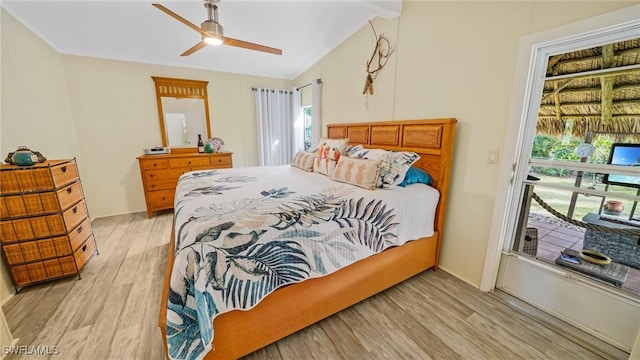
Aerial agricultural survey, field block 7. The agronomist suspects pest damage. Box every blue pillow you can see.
[399,167,432,187]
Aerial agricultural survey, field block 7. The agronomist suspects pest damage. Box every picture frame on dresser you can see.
[0,159,98,291]
[137,152,233,218]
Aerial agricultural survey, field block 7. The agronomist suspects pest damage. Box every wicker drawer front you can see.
[3,244,24,265]
[74,235,96,271]
[69,218,92,252]
[169,157,210,168]
[140,158,169,170]
[49,161,79,188]
[1,237,72,265]
[0,160,78,194]
[0,215,67,243]
[9,255,77,287]
[63,200,87,232]
[56,181,83,211]
[1,168,52,193]
[210,155,232,168]
[1,192,60,219]
[147,190,175,209]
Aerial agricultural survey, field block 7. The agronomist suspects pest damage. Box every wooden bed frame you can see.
[158,118,457,359]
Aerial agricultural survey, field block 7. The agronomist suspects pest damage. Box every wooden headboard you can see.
[327,118,457,236]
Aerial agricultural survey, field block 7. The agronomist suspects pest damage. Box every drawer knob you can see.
[72,207,78,214]
[162,197,166,201]
[61,166,67,173]
[150,174,154,178]
[153,163,157,167]
[188,161,192,165]
[218,159,222,162]
[77,226,82,234]
[66,188,72,194]
[82,244,87,252]
[151,185,155,188]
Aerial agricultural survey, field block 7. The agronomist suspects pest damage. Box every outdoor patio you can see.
[526,213,640,297]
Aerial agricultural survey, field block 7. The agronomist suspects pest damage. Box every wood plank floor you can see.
[2,212,620,360]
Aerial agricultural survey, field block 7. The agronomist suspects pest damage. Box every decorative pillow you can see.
[331,157,381,190]
[313,145,342,176]
[399,167,432,187]
[291,151,315,171]
[315,138,349,154]
[382,151,420,188]
[345,144,364,156]
[348,148,420,189]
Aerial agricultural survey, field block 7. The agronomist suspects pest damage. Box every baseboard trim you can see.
[491,289,630,360]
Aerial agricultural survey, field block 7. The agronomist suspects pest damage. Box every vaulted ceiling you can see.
[1,0,402,80]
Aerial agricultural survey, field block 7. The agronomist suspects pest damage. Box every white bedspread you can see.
[166,165,439,360]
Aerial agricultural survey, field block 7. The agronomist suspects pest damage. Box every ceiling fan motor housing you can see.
[202,20,223,38]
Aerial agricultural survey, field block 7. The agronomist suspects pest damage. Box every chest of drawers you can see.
[137,152,233,218]
[0,159,98,290]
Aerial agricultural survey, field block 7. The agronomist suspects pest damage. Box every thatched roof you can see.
[536,38,640,141]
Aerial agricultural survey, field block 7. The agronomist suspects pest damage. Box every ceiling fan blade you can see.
[152,3,210,38]
[223,37,282,55]
[181,41,208,57]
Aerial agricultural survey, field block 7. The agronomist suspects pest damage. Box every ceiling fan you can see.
[152,0,282,56]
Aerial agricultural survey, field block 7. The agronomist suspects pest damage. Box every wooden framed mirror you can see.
[152,76,212,152]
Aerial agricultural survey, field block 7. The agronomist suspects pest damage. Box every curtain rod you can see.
[251,88,294,94]
[296,78,322,91]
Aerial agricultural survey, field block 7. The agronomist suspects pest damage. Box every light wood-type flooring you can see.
[2,212,622,360]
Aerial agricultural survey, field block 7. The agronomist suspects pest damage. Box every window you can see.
[303,106,313,151]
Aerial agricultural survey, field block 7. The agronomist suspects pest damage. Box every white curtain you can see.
[254,88,296,166]
[311,80,322,146]
[292,88,304,152]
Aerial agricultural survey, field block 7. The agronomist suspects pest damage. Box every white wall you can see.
[0,9,290,303]
[61,56,290,218]
[293,0,638,288]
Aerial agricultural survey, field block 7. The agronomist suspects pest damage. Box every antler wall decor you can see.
[362,21,395,96]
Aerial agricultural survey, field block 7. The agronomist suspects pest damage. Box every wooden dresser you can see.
[137,152,233,218]
[0,159,98,290]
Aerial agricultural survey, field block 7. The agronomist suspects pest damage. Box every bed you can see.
[158,118,457,360]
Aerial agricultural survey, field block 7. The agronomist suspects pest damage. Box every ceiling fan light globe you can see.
[204,37,223,46]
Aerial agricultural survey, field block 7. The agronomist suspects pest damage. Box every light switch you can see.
[488,150,499,164]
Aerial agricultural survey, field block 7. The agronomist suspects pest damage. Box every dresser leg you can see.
[147,210,153,219]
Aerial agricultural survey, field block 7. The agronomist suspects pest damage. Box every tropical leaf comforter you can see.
[166,165,440,360]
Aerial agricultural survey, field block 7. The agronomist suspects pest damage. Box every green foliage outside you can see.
[528,134,637,220]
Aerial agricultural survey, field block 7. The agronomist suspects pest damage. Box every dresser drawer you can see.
[169,157,211,168]
[74,235,96,271]
[144,178,179,192]
[144,168,185,181]
[56,181,84,211]
[147,190,175,209]
[63,200,87,232]
[140,158,169,170]
[0,160,79,194]
[210,155,232,168]
[69,217,92,251]
[1,192,60,219]
[50,161,79,188]
[1,215,67,243]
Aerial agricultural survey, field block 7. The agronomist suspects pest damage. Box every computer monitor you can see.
[602,143,640,189]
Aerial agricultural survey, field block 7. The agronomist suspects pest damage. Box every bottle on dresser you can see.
[197,134,205,153]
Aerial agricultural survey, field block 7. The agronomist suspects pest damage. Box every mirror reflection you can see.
[152,76,212,149]
[161,98,207,147]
